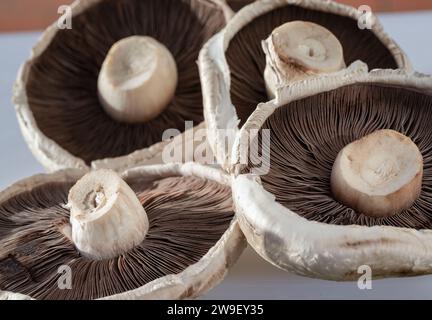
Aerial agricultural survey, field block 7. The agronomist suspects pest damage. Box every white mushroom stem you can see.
[262,21,346,98]
[68,169,149,260]
[98,36,178,123]
[331,129,423,218]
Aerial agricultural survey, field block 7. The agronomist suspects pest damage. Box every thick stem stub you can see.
[263,21,345,98]
[98,36,178,123]
[68,169,149,260]
[331,129,423,217]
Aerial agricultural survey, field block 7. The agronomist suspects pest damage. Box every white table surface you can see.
[1,10,432,300]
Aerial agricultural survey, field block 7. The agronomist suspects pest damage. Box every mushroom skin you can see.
[0,163,245,300]
[199,0,411,170]
[232,66,432,280]
[234,174,432,280]
[0,291,33,300]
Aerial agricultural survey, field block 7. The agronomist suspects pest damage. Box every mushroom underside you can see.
[226,5,399,124]
[227,0,254,12]
[25,0,225,164]
[0,176,234,299]
[248,84,432,229]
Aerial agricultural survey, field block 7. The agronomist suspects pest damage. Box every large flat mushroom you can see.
[199,0,410,168]
[13,0,232,172]
[0,163,245,299]
[232,66,432,280]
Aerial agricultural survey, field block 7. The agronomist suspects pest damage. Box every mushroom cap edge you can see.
[0,162,246,300]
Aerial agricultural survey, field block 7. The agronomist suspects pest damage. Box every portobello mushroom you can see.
[199,0,410,167]
[232,66,432,280]
[13,0,230,172]
[0,163,244,299]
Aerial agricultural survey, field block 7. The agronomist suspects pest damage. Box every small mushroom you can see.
[233,67,432,280]
[199,0,410,168]
[14,0,231,171]
[0,163,244,299]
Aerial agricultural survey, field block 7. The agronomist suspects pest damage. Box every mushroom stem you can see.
[331,129,423,217]
[68,169,149,260]
[98,36,178,123]
[262,21,346,99]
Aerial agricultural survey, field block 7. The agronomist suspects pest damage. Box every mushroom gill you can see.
[0,172,234,300]
[226,5,400,124]
[247,84,432,229]
[25,0,226,165]
[227,0,254,12]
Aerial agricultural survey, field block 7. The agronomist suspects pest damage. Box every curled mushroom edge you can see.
[232,68,432,280]
[0,163,246,300]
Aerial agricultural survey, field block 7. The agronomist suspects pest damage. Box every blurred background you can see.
[0,0,432,31]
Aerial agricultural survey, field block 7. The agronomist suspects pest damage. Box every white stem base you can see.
[263,21,345,99]
[98,36,178,123]
[68,169,149,260]
[331,129,423,217]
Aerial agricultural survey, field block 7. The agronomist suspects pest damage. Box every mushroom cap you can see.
[199,0,411,169]
[13,0,230,172]
[232,66,432,280]
[0,163,245,299]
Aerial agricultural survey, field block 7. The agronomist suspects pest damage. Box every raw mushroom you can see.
[0,163,245,299]
[233,67,432,280]
[199,0,410,168]
[13,0,231,172]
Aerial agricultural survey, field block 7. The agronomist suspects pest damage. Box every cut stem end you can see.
[331,129,423,217]
[263,21,345,98]
[98,36,178,123]
[68,169,149,260]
